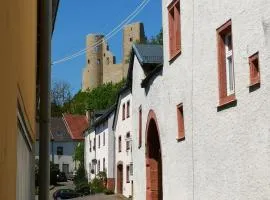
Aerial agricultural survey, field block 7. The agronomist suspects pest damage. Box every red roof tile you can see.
[63,114,89,140]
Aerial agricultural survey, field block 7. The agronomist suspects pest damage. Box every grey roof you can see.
[133,44,163,65]
[51,117,72,141]
[92,105,116,127]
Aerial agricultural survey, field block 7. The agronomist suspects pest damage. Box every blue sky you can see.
[52,0,162,94]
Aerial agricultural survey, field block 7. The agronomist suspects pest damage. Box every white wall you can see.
[84,113,115,182]
[35,141,78,173]
[131,0,270,200]
[114,91,133,197]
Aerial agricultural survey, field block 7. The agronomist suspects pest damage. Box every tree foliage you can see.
[73,142,84,163]
[51,79,125,117]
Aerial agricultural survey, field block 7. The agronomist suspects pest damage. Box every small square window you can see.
[249,52,260,86]
[57,147,63,155]
[130,38,133,42]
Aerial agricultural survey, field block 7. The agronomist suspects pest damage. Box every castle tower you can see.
[82,34,104,91]
[82,22,145,91]
[122,23,145,76]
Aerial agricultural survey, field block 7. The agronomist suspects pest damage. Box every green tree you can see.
[73,142,84,163]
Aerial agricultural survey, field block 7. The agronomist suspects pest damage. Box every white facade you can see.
[114,90,133,198]
[84,111,115,190]
[35,141,78,174]
[131,0,270,200]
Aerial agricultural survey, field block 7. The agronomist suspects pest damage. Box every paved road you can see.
[72,194,128,200]
[36,181,128,200]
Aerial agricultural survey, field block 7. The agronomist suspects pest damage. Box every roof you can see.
[141,64,163,88]
[92,105,116,127]
[63,114,89,140]
[132,44,163,66]
[51,117,71,141]
[52,0,60,34]
[127,44,164,88]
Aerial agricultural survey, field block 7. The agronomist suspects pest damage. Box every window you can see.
[217,19,236,106]
[249,52,260,86]
[90,140,92,152]
[87,59,90,64]
[118,136,122,152]
[130,37,133,42]
[93,138,96,150]
[98,135,100,148]
[103,158,105,172]
[127,101,130,118]
[130,163,133,176]
[176,104,185,140]
[168,0,181,60]
[126,132,131,151]
[97,59,100,65]
[126,165,130,183]
[122,104,126,120]
[138,106,142,148]
[97,160,100,173]
[103,132,105,146]
[57,147,63,155]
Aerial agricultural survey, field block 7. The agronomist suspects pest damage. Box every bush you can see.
[104,189,114,195]
[74,164,87,186]
[89,177,105,194]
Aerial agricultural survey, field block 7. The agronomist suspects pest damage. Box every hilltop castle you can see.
[82,22,145,91]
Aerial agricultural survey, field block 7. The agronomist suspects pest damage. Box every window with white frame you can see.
[126,132,131,151]
[225,33,234,95]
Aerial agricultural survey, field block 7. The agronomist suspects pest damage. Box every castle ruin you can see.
[82,22,145,91]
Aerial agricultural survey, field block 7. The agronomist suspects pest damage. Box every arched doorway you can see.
[117,163,123,194]
[146,110,163,200]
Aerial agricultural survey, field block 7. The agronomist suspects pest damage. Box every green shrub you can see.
[104,189,114,195]
[74,164,87,186]
[89,177,105,194]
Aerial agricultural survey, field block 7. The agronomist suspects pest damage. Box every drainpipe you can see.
[38,0,52,199]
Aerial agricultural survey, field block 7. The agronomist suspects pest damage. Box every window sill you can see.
[217,95,237,111]
[169,50,181,64]
[176,137,185,142]
[249,80,260,87]
[249,81,260,92]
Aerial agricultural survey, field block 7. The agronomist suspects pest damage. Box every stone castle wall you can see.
[82,22,145,91]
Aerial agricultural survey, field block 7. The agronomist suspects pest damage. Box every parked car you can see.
[66,172,74,181]
[57,172,67,182]
[53,189,81,199]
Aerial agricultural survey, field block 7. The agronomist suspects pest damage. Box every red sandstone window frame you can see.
[249,52,260,86]
[127,101,130,118]
[138,105,142,148]
[168,0,181,61]
[216,19,236,107]
[176,103,185,141]
[126,165,130,183]
[122,104,126,121]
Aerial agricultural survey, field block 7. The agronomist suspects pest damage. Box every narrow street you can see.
[36,181,128,200]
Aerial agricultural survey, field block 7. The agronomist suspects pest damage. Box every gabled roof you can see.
[51,117,71,141]
[133,44,163,65]
[63,114,89,140]
[92,105,116,127]
[127,44,164,88]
